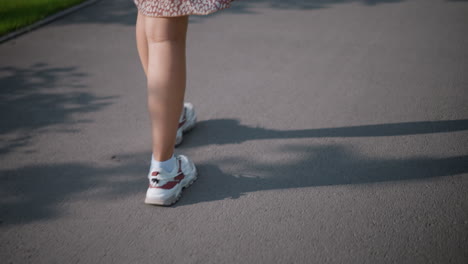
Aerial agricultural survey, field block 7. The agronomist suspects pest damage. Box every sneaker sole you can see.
[144,169,198,206]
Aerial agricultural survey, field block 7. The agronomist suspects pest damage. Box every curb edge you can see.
[0,0,101,44]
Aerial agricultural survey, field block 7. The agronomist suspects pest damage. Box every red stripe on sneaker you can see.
[150,172,185,189]
[155,181,178,189]
[178,108,186,128]
[174,173,185,181]
[178,120,186,128]
[178,159,182,173]
[148,159,186,189]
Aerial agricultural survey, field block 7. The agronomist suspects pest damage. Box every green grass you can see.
[0,0,87,36]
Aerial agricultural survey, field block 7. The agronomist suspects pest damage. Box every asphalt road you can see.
[1,0,467,263]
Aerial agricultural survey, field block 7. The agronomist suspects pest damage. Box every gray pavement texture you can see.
[1,0,467,263]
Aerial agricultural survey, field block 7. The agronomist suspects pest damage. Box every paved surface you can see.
[1,0,467,263]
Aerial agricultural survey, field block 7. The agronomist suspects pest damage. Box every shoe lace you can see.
[149,172,166,187]
[149,173,177,187]
[149,157,180,187]
[150,177,159,185]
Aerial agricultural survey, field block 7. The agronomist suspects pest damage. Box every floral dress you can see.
[133,0,235,17]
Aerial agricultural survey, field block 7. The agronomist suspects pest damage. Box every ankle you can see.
[151,153,176,172]
[151,150,174,162]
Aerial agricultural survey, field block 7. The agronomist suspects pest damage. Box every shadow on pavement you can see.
[0,156,146,227]
[0,63,117,156]
[175,118,468,205]
[181,118,468,147]
[1,119,467,223]
[179,144,467,206]
[54,0,406,26]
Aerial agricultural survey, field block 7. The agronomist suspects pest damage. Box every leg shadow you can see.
[178,144,468,206]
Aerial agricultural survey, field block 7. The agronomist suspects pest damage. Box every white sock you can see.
[151,154,176,173]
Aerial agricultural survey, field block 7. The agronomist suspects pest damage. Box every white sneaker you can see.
[145,154,198,206]
[175,102,197,147]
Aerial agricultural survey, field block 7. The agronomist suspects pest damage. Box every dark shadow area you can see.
[179,118,468,147]
[52,0,406,26]
[0,154,147,226]
[1,141,466,224]
[1,117,467,224]
[0,62,117,155]
[178,144,468,206]
[253,0,404,10]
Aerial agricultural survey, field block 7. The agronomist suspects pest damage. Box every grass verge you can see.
[0,0,87,36]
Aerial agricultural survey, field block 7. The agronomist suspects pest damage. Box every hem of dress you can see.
[136,2,233,18]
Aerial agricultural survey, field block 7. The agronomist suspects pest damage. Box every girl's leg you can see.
[144,15,189,161]
[136,11,148,76]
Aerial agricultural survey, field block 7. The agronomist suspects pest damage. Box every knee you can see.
[146,30,186,44]
[145,17,188,44]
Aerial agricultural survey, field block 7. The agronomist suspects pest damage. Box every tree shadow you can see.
[1,140,466,224]
[1,117,467,223]
[53,0,407,26]
[0,153,147,226]
[173,118,468,205]
[179,118,468,147]
[0,62,117,155]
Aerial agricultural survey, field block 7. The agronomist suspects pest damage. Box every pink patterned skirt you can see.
[133,0,235,17]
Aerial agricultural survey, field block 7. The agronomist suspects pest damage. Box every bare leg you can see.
[143,15,189,161]
[136,11,148,76]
